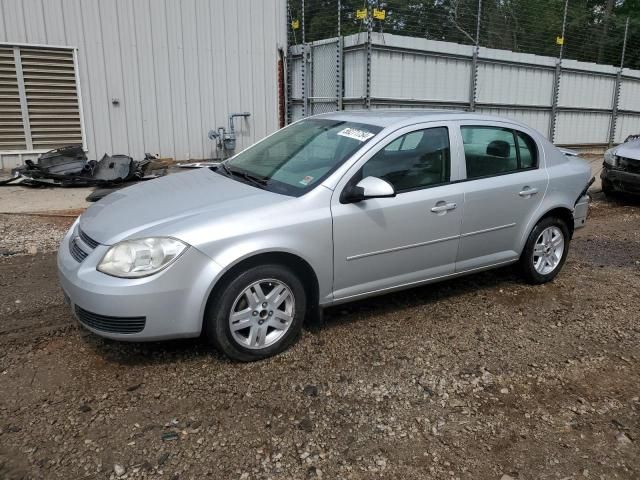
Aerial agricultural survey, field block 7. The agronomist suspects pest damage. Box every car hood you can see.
[79,168,288,245]
[614,139,640,161]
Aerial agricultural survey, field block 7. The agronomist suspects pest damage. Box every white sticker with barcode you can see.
[337,127,375,142]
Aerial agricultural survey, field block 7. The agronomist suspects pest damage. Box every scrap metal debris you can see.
[1,144,163,188]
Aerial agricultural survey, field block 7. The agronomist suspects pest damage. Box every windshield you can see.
[219,118,382,196]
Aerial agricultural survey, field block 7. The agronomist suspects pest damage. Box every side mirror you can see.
[343,176,396,203]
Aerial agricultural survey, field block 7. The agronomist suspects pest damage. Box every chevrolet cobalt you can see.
[58,111,592,361]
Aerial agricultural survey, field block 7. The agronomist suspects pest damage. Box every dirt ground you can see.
[0,193,639,480]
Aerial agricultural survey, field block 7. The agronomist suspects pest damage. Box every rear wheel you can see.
[519,217,570,284]
[204,264,306,361]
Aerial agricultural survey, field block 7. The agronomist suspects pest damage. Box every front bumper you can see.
[57,226,223,341]
[601,164,640,195]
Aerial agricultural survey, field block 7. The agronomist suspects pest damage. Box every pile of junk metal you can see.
[1,144,165,189]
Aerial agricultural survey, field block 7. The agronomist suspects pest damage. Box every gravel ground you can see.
[0,194,639,480]
[0,214,74,256]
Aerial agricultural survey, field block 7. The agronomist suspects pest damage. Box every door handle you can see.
[518,187,538,197]
[431,202,457,214]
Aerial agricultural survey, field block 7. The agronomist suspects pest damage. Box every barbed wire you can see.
[288,0,639,69]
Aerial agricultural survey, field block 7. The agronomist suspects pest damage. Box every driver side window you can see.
[361,127,451,192]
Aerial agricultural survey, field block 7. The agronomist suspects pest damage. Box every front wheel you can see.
[519,217,570,284]
[601,179,616,198]
[204,264,306,361]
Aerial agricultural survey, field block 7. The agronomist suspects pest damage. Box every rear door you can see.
[331,122,465,301]
[455,123,548,271]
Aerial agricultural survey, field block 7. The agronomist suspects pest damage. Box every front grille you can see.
[617,157,640,174]
[79,229,100,249]
[69,238,88,262]
[75,305,146,334]
[69,228,100,263]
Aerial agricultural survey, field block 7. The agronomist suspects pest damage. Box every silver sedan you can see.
[58,111,592,361]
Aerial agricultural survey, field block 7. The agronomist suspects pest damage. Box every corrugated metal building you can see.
[0,0,287,169]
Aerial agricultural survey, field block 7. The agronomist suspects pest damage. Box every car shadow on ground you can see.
[322,266,519,329]
[591,189,640,206]
[79,333,225,366]
[80,266,520,366]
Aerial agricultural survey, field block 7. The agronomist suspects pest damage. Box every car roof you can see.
[311,109,528,130]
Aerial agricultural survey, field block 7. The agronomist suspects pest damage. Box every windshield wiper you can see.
[218,162,233,177]
[222,164,269,187]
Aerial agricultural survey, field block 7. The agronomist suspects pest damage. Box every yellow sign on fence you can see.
[556,36,564,45]
[291,19,300,30]
[373,8,386,20]
[356,8,367,20]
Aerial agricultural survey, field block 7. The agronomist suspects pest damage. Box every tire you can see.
[601,179,615,197]
[204,264,306,362]
[519,216,570,285]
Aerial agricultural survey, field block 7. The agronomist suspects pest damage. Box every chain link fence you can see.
[286,0,640,146]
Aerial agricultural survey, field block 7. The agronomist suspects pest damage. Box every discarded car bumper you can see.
[601,163,640,194]
[57,226,223,341]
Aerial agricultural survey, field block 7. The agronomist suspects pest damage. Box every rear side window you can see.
[361,126,450,192]
[516,131,537,169]
[461,126,538,179]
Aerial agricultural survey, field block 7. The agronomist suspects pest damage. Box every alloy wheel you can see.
[228,279,295,349]
[532,226,565,275]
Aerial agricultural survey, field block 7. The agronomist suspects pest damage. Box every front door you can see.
[331,124,465,301]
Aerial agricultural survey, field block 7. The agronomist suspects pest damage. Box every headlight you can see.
[603,149,617,167]
[98,237,188,278]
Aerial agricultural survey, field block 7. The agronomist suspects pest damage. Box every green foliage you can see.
[292,0,640,69]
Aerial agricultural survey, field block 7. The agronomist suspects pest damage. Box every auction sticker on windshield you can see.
[337,127,375,142]
[299,175,314,186]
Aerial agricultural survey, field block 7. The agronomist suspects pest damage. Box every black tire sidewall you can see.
[601,179,615,196]
[205,264,306,361]
[520,217,570,284]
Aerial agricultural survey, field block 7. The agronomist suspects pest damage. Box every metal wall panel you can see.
[289,31,640,147]
[0,0,286,162]
[619,78,640,113]
[555,111,612,145]
[558,71,616,110]
[475,107,552,137]
[477,63,554,106]
[372,49,470,102]
[343,48,367,100]
[615,114,640,143]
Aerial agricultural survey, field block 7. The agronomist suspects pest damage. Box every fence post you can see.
[301,0,305,44]
[608,17,629,147]
[336,0,343,111]
[468,0,482,111]
[285,1,293,124]
[364,3,373,109]
[549,0,569,143]
[300,0,308,117]
[302,44,312,117]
